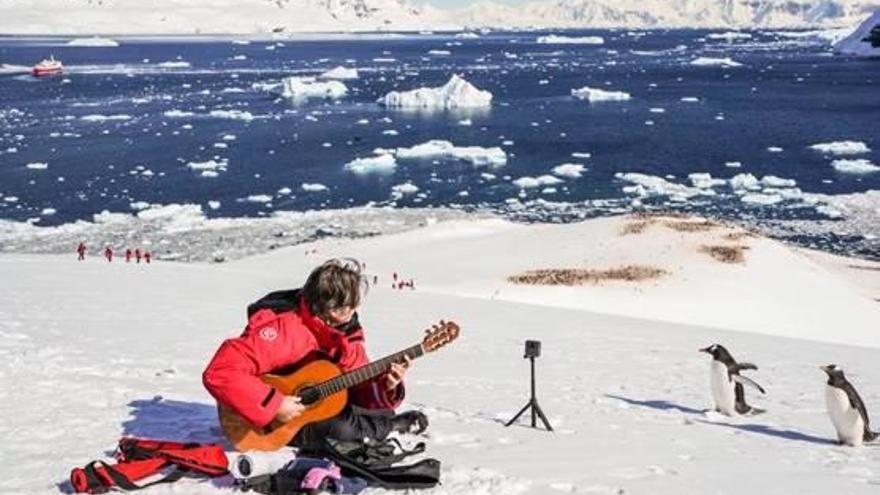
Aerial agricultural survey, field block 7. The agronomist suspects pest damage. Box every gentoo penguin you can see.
[699,344,766,416]
[820,364,878,446]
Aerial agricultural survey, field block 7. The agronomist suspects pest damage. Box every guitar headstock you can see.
[421,320,460,353]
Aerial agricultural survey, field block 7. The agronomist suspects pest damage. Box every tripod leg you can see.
[505,402,532,427]
[532,401,554,431]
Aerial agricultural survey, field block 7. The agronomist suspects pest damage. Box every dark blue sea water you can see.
[0,31,877,247]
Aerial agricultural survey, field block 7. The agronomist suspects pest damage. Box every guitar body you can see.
[218,360,348,452]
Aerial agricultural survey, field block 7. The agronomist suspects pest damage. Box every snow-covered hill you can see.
[1,0,879,34]
[834,8,880,55]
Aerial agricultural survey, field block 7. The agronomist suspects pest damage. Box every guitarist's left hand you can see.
[386,355,411,390]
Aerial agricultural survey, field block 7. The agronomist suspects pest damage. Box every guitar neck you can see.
[314,344,425,398]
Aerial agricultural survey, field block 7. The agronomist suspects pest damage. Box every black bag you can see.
[299,437,441,490]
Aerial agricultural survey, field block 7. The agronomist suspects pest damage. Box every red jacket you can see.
[203,295,404,428]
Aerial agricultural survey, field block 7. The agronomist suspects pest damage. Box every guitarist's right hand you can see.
[274,395,305,423]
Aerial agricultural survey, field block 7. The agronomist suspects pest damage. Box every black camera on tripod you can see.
[506,339,553,431]
[524,340,541,359]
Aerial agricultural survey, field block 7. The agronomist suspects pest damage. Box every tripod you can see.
[505,354,553,431]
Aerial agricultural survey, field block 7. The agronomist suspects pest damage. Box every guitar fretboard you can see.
[313,344,424,398]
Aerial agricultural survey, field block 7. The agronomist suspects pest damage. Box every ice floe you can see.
[80,114,132,122]
[571,86,631,102]
[706,32,753,42]
[832,158,880,174]
[278,77,348,101]
[536,35,604,45]
[344,154,397,174]
[25,162,48,170]
[301,183,328,192]
[690,57,743,67]
[208,110,254,121]
[395,140,507,167]
[513,175,563,189]
[379,75,492,110]
[157,61,191,68]
[318,66,358,80]
[186,159,228,178]
[809,140,871,156]
[552,163,586,179]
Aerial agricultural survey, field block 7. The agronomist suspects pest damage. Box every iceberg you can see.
[319,66,359,80]
[345,154,397,174]
[552,163,585,179]
[67,37,119,47]
[279,77,347,101]
[809,140,871,156]
[832,159,880,174]
[834,10,880,57]
[536,35,604,45]
[379,75,492,110]
[571,86,631,102]
[395,140,506,167]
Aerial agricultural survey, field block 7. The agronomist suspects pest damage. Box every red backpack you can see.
[70,437,229,493]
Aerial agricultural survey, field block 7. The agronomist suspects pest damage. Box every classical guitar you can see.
[219,320,460,452]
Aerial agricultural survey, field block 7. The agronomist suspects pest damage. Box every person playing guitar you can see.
[203,258,429,449]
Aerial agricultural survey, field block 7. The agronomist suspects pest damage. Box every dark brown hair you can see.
[302,258,366,317]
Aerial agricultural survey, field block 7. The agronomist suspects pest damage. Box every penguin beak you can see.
[819,365,830,373]
[699,347,711,354]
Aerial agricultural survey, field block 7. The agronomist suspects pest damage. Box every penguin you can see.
[699,344,765,416]
[820,364,878,446]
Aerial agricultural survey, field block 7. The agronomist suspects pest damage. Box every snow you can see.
[345,154,398,175]
[571,86,631,102]
[278,77,348,101]
[67,37,120,47]
[690,57,743,67]
[1,213,879,494]
[395,140,507,167]
[379,75,492,110]
[809,141,871,156]
[536,35,604,45]
[834,10,880,57]
[832,159,880,174]
[551,163,586,179]
[318,66,359,81]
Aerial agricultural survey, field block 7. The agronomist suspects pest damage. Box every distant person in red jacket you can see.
[203,259,427,447]
[104,246,113,262]
[125,249,132,263]
[144,251,152,264]
[135,249,142,264]
[76,242,86,261]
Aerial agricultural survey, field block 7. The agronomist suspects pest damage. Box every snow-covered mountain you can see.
[0,0,444,35]
[453,0,880,30]
[834,8,880,55]
[0,0,879,34]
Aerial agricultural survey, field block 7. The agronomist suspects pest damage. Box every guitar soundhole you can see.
[297,386,321,406]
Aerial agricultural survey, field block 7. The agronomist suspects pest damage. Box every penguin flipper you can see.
[733,362,758,372]
[732,374,766,394]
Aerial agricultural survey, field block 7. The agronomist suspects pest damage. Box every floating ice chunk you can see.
[158,61,191,68]
[730,173,761,191]
[207,200,221,210]
[680,96,700,102]
[725,161,742,168]
[383,130,399,136]
[513,175,563,189]
[458,119,472,126]
[345,154,397,174]
[395,140,506,167]
[67,37,119,47]
[319,66,358,80]
[81,114,132,122]
[616,172,711,200]
[187,159,228,177]
[571,86,631,102]
[428,50,451,56]
[649,107,666,113]
[455,32,480,39]
[741,193,783,205]
[690,57,743,67]
[163,109,195,118]
[761,175,796,188]
[391,183,419,197]
[379,75,492,110]
[571,152,592,159]
[706,32,752,42]
[222,134,237,141]
[767,146,784,153]
[832,159,880,174]
[809,141,871,156]
[41,208,57,215]
[278,77,347,101]
[301,183,328,192]
[537,35,604,45]
[209,110,254,121]
[688,173,725,188]
[245,195,272,204]
[552,163,585,179]
[26,162,48,170]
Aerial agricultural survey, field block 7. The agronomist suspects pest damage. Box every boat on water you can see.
[32,56,63,77]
